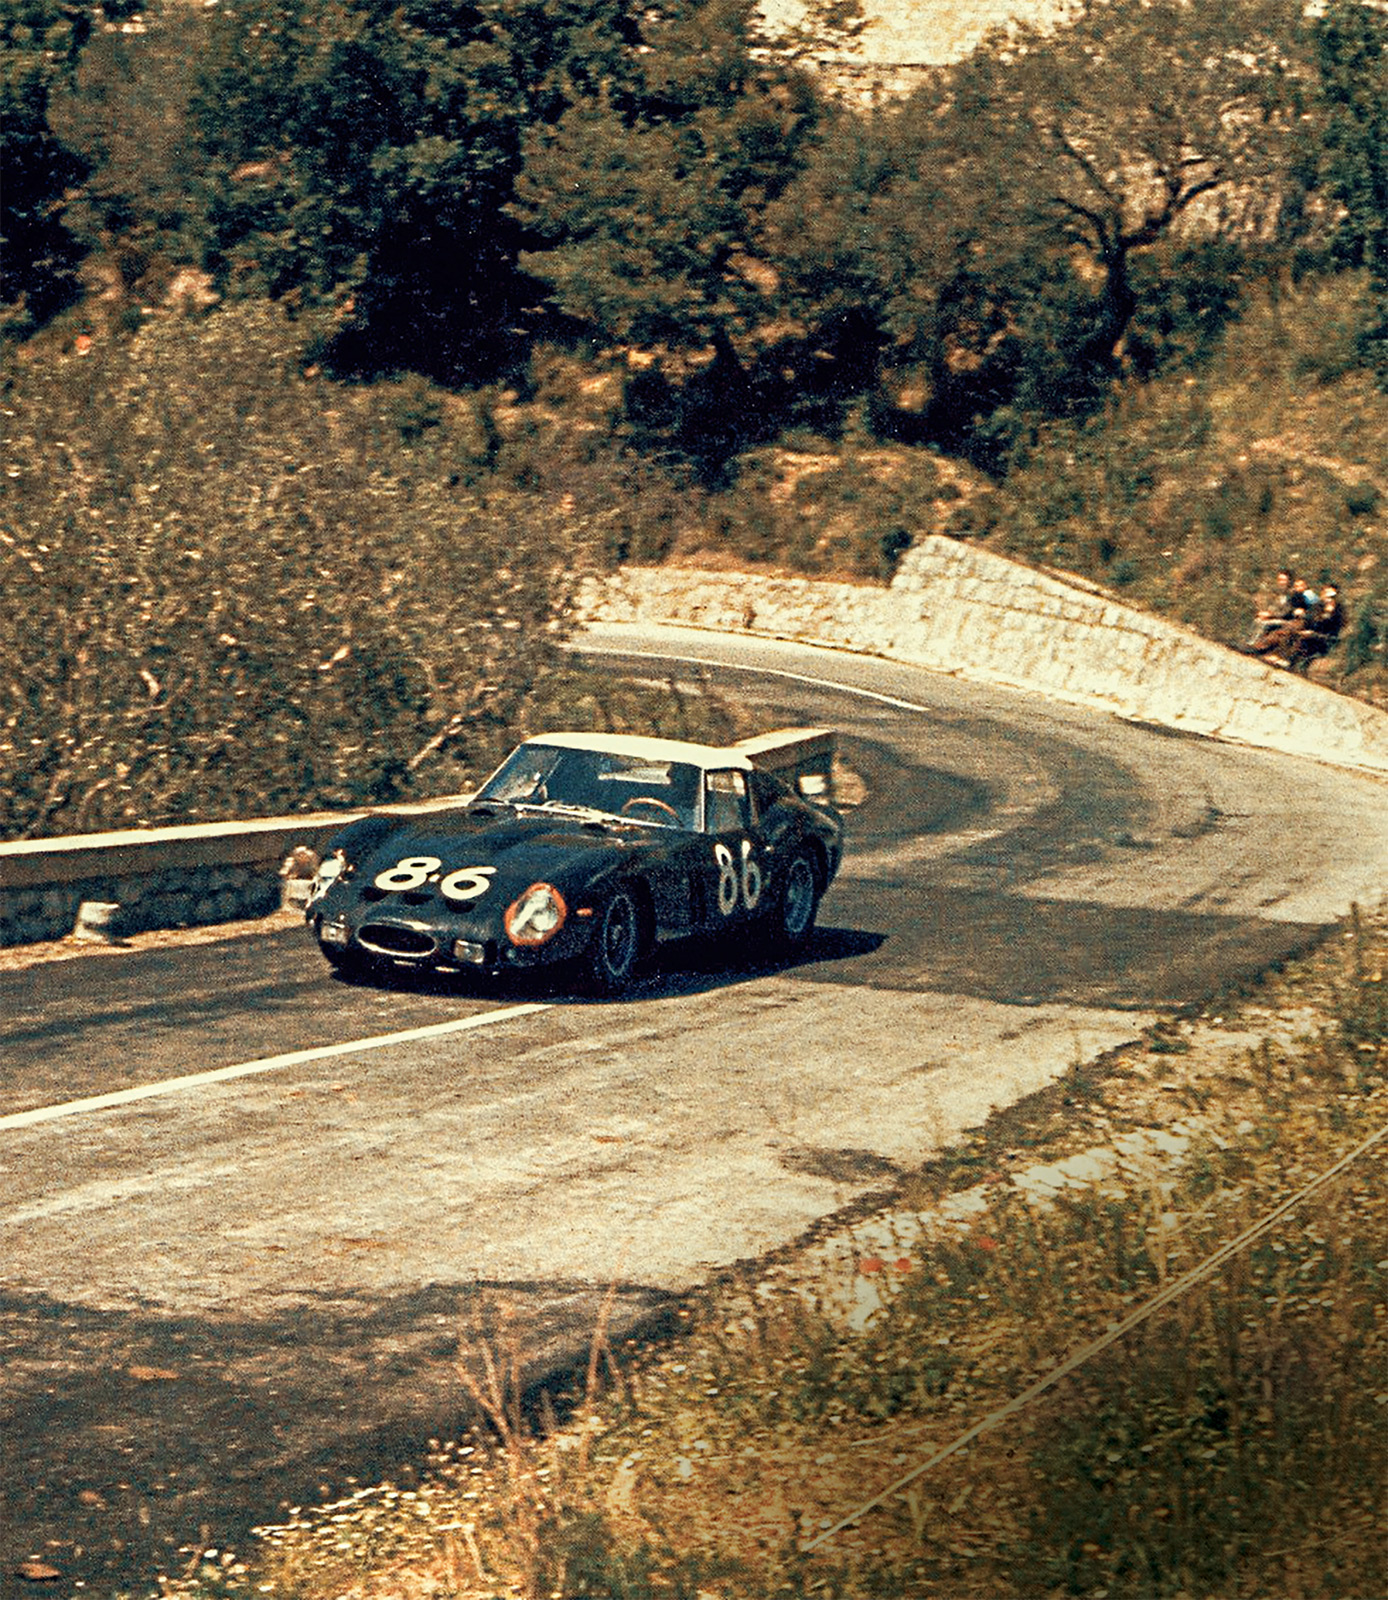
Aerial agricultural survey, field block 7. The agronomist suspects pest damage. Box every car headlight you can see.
[505,882,567,947]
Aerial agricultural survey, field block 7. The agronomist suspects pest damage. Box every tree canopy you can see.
[7,0,1385,457]
[1315,0,1388,377]
[191,0,752,379]
[765,0,1309,462]
[0,0,91,332]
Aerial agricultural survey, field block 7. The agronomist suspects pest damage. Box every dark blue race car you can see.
[305,729,844,992]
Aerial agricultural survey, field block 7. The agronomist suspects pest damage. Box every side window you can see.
[704,769,749,834]
[748,769,785,821]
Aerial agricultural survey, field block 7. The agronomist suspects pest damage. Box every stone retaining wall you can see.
[2,864,281,949]
[0,815,344,948]
[0,733,834,949]
[7,542,1383,948]
[580,535,1388,778]
[0,799,470,950]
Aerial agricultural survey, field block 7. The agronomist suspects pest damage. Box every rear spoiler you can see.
[734,728,837,804]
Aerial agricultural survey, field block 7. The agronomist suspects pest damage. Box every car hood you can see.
[343,803,662,901]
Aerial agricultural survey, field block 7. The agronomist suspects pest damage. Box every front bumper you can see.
[311,903,590,973]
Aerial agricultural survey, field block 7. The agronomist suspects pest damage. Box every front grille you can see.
[358,923,437,959]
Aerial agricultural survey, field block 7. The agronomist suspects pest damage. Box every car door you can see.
[695,768,770,932]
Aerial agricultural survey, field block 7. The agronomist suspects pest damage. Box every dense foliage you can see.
[0,0,91,333]
[1315,0,1388,378]
[13,0,1384,442]
[7,0,1387,441]
[0,303,583,837]
[3,0,1388,841]
[188,0,665,379]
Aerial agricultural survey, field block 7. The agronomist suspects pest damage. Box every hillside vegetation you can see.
[0,302,749,839]
[5,5,1388,1594]
[4,0,1387,838]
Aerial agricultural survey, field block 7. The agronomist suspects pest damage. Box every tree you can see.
[51,0,211,309]
[510,0,825,473]
[763,0,1306,465]
[190,0,653,380]
[959,0,1303,369]
[0,0,91,333]
[1315,0,1388,380]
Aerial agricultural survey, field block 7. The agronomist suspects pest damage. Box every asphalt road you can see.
[4,629,1387,1597]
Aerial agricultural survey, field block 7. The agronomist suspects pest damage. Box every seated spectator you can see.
[1290,574,1319,611]
[1246,573,1318,658]
[1245,568,1295,647]
[1286,584,1344,670]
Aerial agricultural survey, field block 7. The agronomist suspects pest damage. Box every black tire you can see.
[770,849,820,948]
[586,886,641,992]
[320,943,378,982]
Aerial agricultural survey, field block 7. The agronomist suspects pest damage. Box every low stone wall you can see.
[0,731,835,949]
[0,814,345,948]
[2,865,281,949]
[581,535,1388,778]
[0,796,474,949]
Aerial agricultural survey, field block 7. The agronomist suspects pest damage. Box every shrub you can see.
[0,302,739,839]
[1342,595,1383,674]
[1344,480,1381,518]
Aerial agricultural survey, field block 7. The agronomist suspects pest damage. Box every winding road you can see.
[3,627,1387,1596]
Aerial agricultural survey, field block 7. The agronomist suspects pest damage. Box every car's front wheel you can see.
[586,887,641,992]
[320,942,378,982]
[769,850,820,948]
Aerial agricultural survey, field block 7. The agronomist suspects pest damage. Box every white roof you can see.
[523,731,753,772]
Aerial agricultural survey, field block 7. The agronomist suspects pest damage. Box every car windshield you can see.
[475,743,702,830]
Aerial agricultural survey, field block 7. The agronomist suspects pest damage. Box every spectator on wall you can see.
[1245,568,1296,647]
[1245,573,1318,658]
[1286,584,1345,671]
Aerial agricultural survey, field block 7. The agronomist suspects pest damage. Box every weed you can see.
[194,905,1388,1600]
[1344,481,1381,519]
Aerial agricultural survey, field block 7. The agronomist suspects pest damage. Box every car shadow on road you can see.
[599,924,888,1003]
[326,925,887,1005]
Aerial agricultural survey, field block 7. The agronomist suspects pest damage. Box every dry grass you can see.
[167,907,1388,1600]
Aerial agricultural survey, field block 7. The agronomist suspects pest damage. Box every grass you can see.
[506,274,1388,709]
[7,270,1385,843]
[161,905,1388,1600]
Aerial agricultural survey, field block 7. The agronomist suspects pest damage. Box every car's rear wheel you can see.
[770,850,820,947]
[586,886,641,992]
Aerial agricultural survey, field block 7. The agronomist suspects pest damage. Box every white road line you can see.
[574,640,939,715]
[0,1003,552,1133]
[6,642,908,1139]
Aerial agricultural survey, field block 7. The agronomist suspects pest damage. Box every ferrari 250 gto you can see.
[304,729,844,992]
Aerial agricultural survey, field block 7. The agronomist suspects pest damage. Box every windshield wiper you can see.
[514,799,617,824]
